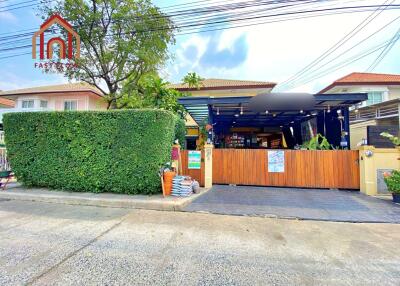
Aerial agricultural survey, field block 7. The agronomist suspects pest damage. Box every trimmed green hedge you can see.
[174,117,186,149]
[3,109,175,194]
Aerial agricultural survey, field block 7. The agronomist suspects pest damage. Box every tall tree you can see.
[42,0,175,108]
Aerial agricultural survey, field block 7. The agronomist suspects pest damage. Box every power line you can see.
[276,0,395,90]
[279,15,400,90]
[366,26,400,71]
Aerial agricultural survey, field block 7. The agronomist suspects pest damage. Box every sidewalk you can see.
[0,184,209,211]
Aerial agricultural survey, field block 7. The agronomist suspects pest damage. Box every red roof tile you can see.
[319,72,400,93]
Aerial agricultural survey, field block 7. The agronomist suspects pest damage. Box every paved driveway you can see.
[1,199,400,285]
[185,185,400,223]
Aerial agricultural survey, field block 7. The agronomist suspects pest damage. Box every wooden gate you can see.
[212,149,360,189]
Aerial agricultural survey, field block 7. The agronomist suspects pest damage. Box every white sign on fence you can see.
[188,151,201,169]
[267,150,285,173]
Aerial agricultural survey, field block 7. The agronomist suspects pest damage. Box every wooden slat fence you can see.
[212,149,360,189]
[180,150,205,187]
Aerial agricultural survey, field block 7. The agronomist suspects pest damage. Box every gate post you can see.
[358,145,400,196]
[203,143,213,188]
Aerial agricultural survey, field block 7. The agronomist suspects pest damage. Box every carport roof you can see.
[178,93,367,125]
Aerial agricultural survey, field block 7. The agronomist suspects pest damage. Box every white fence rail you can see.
[0,147,10,171]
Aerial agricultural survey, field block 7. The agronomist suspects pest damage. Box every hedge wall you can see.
[3,109,175,194]
[174,116,186,149]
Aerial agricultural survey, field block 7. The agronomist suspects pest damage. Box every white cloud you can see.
[0,11,17,22]
[169,0,400,92]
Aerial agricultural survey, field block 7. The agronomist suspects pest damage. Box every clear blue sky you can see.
[0,0,399,92]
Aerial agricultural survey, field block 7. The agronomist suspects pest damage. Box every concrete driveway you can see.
[1,199,400,285]
[184,185,400,223]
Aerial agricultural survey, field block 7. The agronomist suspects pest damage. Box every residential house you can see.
[319,72,400,149]
[0,82,108,125]
[170,78,276,149]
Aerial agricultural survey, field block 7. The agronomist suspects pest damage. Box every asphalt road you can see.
[0,199,400,285]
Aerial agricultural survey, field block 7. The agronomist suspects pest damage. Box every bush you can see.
[3,109,175,194]
[174,116,186,149]
[384,170,400,194]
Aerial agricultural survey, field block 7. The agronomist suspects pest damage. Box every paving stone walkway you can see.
[184,185,400,223]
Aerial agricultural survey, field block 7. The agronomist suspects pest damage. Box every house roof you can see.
[169,78,276,91]
[319,72,400,93]
[0,82,104,97]
[0,97,15,107]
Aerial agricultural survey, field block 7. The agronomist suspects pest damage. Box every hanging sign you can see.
[188,151,201,169]
[268,150,285,173]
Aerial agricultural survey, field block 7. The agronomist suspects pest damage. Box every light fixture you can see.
[311,112,318,116]
[279,125,283,128]
[306,113,311,117]
[233,121,236,124]
[273,113,277,117]
[354,109,359,113]
[337,109,341,115]
[300,109,304,114]
[265,110,269,114]
[217,107,220,115]
[234,113,239,117]
[290,121,294,124]
[327,105,331,113]
[240,106,243,115]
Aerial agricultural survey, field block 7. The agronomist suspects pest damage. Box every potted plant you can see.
[383,170,400,203]
[380,132,400,147]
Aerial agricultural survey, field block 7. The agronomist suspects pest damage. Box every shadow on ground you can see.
[184,185,400,223]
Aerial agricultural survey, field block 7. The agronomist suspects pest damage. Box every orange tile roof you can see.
[0,97,15,107]
[319,72,400,93]
[169,78,276,91]
[0,82,104,97]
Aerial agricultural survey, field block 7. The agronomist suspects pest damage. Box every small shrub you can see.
[174,116,186,148]
[3,109,175,194]
[384,170,400,194]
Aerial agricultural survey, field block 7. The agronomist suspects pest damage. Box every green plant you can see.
[198,117,209,150]
[3,109,175,195]
[383,170,400,194]
[174,116,186,149]
[380,132,400,147]
[301,134,333,150]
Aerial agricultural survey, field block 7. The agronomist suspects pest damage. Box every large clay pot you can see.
[163,171,175,196]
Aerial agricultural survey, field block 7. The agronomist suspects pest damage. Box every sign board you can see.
[367,126,399,148]
[268,150,285,173]
[188,151,201,169]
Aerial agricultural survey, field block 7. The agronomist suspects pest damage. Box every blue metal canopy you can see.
[178,93,367,126]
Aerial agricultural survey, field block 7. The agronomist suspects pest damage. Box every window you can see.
[366,92,383,106]
[40,100,48,108]
[21,100,34,109]
[64,100,77,111]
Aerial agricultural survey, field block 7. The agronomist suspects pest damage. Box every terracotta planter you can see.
[163,171,176,196]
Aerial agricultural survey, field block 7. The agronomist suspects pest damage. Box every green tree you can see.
[42,0,175,109]
[182,72,203,89]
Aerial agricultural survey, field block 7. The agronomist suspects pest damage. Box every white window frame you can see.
[40,100,48,108]
[366,91,384,106]
[64,100,78,111]
[21,99,35,109]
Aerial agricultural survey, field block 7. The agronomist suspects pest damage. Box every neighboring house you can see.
[0,82,108,125]
[320,72,400,149]
[170,78,276,149]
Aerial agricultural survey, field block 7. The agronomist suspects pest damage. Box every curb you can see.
[0,187,211,211]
